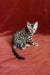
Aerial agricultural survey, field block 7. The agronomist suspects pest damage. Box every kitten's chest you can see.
[25,34,32,40]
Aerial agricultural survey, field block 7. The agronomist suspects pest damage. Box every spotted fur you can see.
[12,21,38,60]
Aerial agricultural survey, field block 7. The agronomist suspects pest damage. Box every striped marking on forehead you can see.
[31,24,34,28]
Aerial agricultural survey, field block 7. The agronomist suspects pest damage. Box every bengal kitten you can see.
[12,21,39,60]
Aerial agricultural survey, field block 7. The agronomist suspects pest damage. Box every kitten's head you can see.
[27,21,38,35]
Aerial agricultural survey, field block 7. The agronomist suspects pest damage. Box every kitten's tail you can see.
[12,50,25,60]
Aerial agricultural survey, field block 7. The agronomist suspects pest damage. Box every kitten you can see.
[12,21,39,60]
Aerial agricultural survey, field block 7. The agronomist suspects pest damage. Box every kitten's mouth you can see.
[30,31,36,35]
[30,32,33,35]
[30,30,33,34]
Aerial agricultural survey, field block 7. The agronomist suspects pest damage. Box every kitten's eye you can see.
[34,28,35,30]
[29,29,31,30]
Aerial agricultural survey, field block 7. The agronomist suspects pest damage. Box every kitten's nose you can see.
[31,30,33,33]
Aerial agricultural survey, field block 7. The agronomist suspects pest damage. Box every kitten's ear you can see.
[34,21,38,27]
[27,21,31,28]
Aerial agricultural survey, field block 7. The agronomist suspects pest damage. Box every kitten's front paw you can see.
[26,44,30,48]
[22,44,30,50]
[32,43,39,46]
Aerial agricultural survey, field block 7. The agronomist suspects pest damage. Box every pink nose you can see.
[31,30,33,33]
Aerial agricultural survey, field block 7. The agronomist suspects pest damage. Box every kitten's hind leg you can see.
[22,44,30,50]
[12,44,16,52]
[26,44,30,48]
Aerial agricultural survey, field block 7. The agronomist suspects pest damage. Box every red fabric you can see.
[0,0,50,75]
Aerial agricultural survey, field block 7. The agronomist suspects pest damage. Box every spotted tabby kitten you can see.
[12,21,39,60]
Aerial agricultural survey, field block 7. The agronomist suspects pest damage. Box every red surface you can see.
[0,0,50,75]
